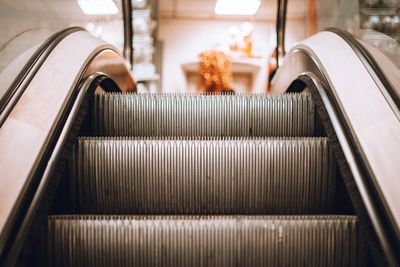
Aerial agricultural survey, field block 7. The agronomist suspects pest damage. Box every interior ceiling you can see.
[1,0,308,22]
[0,0,124,21]
[159,0,308,21]
[0,0,308,22]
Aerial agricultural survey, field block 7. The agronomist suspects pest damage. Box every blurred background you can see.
[0,0,399,94]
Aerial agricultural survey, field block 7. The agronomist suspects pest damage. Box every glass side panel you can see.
[0,0,124,104]
[359,35,400,100]
[313,0,399,41]
[358,30,400,69]
[312,0,400,69]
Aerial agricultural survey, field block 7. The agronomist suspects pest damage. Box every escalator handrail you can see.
[323,29,400,253]
[0,29,135,264]
[0,27,85,128]
[275,0,288,67]
[122,0,134,70]
[122,0,133,69]
[271,29,400,266]
[326,27,400,114]
[0,73,122,266]
[289,73,399,267]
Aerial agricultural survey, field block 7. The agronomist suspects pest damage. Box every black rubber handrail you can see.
[275,0,288,67]
[326,27,400,113]
[122,0,133,69]
[327,27,400,238]
[290,73,400,267]
[323,28,400,266]
[0,27,85,128]
[282,28,400,264]
[0,73,122,266]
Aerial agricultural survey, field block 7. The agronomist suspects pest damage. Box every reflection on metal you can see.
[92,93,315,137]
[72,137,335,214]
[48,215,362,267]
[84,49,136,92]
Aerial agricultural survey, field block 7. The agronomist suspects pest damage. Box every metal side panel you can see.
[92,93,315,137]
[47,215,362,267]
[71,137,335,214]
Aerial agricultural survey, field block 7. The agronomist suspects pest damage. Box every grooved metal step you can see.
[47,215,362,267]
[71,137,335,214]
[92,93,315,137]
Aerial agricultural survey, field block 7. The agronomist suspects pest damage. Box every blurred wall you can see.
[158,17,307,92]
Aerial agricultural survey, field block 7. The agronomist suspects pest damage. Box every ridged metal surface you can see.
[71,137,335,214]
[92,93,315,137]
[47,215,362,267]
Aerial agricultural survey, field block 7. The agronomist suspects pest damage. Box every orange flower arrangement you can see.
[198,50,233,93]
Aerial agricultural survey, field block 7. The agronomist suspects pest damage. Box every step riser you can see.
[71,138,335,214]
[92,93,315,137]
[48,216,361,267]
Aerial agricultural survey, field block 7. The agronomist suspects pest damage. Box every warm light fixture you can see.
[77,0,119,15]
[215,0,261,15]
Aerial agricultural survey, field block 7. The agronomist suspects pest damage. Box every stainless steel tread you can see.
[71,137,335,214]
[92,93,315,137]
[47,215,362,267]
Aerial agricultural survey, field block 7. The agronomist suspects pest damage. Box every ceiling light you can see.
[77,0,119,15]
[215,0,261,16]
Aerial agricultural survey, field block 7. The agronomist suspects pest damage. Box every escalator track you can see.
[0,29,399,267]
[47,92,362,266]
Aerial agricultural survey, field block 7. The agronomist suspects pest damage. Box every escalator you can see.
[46,92,362,266]
[0,18,399,267]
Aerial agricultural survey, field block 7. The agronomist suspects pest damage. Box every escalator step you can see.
[47,215,362,267]
[71,137,335,214]
[92,93,315,137]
